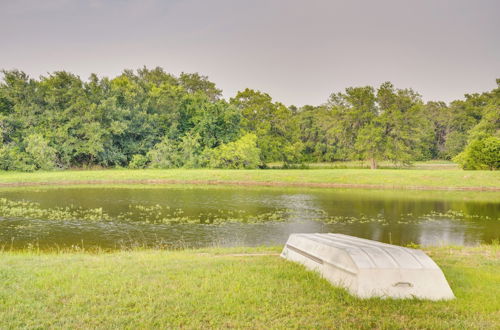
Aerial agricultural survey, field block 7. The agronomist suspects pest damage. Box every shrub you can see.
[454,136,500,170]
[128,154,148,169]
[147,138,182,169]
[205,134,261,169]
[24,134,57,170]
[0,134,57,172]
[179,132,202,168]
[282,141,305,164]
[0,144,35,171]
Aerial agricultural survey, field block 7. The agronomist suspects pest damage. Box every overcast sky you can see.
[1,0,499,106]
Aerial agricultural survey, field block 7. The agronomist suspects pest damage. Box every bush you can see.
[179,132,202,168]
[24,134,57,170]
[147,138,182,169]
[282,141,305,164]
[0,144,35,171]
[128,154,148,169]
[0,134,57,171]
[454,136,500,170]
[205,134,261,169]
[145,134,203,169]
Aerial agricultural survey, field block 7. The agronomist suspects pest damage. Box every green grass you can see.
[270,160,460,170]
[0,246,498,328]
[0,167,499,190]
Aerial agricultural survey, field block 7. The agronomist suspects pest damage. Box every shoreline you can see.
[2,244,498,255]
[0,178,499,191]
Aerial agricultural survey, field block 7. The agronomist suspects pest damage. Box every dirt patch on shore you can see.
[0,179,498,191]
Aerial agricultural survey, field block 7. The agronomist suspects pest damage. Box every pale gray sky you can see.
[1,0,499,105]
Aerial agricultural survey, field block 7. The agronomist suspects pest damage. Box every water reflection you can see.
[0,186,498,249]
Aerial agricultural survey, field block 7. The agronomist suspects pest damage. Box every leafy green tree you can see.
[354,122,385,169]
[179,132,202,168]
[467,82,499,141]
[24,134,57,170]
[443,131,468,159]
[179,72,222,101]
[297,105,344,162]
[282,141,305,164]
[325,86,378,160]
[230,89,301,163]
[0,144,35,171]
[204,134,261,169]
[0,67,497,171]
[454,80,499,170]
[321,83,427,168]
[108,73,162,163]
[422,102,452,158]
[376,82,427,166]
[191,100,241,149]
[147,137,182,169]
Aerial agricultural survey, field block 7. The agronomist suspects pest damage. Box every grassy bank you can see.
[269,160,460,170]
[0,245,498,328]
[0,168,499,190]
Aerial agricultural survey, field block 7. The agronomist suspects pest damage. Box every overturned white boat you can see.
[281,233,455,300]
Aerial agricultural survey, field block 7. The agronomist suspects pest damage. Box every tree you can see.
[0,67,497,171]
[179,72,222,101]
[376,82,427,166]
[191,100,241,149]
[204,134,261,169]
[230,89,301,163]
[454,137,500,170]
[179,132,202,168]
[24,134,57,170]
[0,144,35,171]
[321,83,427,168]
[355,122,385,169]
[327,86,378,161]
[147,137,182,168]
[443,131,468,159]
[454,80,499,170]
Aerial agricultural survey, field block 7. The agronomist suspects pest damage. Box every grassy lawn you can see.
[0,245,498,328]
[0,167,499,190]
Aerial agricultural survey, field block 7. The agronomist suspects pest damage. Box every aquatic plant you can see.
[1,196,496,227]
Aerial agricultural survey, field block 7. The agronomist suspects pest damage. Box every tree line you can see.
[0,67,498,171]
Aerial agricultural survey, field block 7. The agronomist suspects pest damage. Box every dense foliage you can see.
[0,68,498,170]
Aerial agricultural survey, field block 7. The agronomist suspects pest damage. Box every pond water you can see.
[0,185,499,250]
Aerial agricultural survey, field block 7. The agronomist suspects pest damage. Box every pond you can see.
[0,185,499,250]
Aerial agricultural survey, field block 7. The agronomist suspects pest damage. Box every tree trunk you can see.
[370,157,377,169]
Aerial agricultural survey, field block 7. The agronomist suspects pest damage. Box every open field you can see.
[0,168,499,190]
[0,245,498,328]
